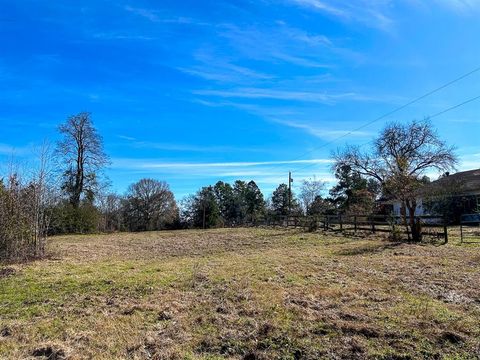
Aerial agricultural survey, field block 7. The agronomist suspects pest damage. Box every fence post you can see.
[371,217,376,233]
[460,223,463,244]
[339,215,343,232]
[354,215,357,235]
[443,218,448,244]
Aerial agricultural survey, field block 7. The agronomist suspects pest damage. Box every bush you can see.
[48,202,100,235]
[390,225,403,241]
[0,176,48,261]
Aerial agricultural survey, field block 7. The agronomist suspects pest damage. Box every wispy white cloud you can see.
[427,0,480,14]
[194,88,351,103]
[124,5,160,22]
[123,5,206,25]
[92,32,158,41]
[290,0,480,32]
[117,135,136,141]
[283,27,333,47]
[194,87,401,104]
[218,24,335,68]
[111,158,335,191]
[191,98,395,143]
[116,136,270,153]
[178,66,271,82]
[269,118,372,139]
[413,0,480,13]
[112,158,332,170]
[443,118,480,124]
[0,143,29,156]
[286,0,394,32]
[177,51,273,83]
[290,0,349,18]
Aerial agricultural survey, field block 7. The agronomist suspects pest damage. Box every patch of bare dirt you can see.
[1,327,12,338]
[32,345,66,359]
[0,267,16,278]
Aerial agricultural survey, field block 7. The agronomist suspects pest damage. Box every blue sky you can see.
[1,0,480,199]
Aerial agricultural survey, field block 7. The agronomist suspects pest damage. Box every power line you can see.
[292,93,480,174]
[265,65,480,175]
[428,94,480,119]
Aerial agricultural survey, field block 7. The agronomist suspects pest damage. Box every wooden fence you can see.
[255,214,449,242]
[460,214,480,243]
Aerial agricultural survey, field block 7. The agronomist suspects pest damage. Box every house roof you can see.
[422,168,480,197]
[379,169,480,204]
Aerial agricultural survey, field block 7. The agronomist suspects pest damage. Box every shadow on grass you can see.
[336,241,404,256]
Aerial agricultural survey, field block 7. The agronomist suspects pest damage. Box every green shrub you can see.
[48,202,100,235]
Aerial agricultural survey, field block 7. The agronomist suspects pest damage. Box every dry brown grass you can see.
[1,228,480,359]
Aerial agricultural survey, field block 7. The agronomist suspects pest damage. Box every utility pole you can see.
[288,171,293,215]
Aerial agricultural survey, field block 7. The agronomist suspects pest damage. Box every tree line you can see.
[1,112,458,260]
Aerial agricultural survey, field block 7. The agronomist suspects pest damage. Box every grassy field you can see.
[1,228,480,359]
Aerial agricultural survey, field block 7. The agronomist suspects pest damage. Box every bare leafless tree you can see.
[56,112,108,207]
[0,142,55,260]
[299,177,325,214]
[97,192,124,232]
[333,120,457,241]
[29,142,57,255]
[123,179,178,231]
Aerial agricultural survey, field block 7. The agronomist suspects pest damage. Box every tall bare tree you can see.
[56,113,108,207]
[333,120,457,241]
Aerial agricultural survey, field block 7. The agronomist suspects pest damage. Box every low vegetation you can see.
[1,228,480,359]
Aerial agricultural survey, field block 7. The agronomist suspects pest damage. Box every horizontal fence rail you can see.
[460,214,480,243]
[252,213,450,242]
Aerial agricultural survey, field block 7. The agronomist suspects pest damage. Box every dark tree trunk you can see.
[400,202,411,241]
[406,199,422,242]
